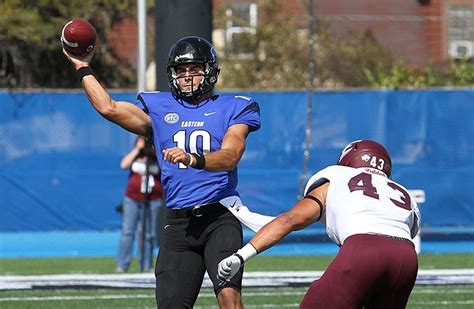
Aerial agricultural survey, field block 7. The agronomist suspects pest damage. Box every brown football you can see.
[61,19,97,56]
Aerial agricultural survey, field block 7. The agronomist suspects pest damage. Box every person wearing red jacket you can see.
[116,136,164,272]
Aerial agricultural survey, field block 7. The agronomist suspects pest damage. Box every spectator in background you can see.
[116,136,163,273]
[218,140,421,309]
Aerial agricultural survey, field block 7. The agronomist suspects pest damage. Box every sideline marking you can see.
[410,300,474,305]
[0,269,473,290]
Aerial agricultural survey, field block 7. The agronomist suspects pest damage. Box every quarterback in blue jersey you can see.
[63,36,259,308]
[137,91,259,209]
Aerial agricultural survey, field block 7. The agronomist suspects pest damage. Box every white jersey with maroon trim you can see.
[304,165,420,246]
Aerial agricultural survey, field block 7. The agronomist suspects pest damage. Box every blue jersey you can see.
[136,92,260,209]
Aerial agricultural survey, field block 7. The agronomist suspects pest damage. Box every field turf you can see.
[0,253,473,308]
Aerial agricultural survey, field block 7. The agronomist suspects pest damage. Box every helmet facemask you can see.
[168,62,215,103]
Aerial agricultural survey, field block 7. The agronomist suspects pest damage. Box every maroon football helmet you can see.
[337,140,392,177]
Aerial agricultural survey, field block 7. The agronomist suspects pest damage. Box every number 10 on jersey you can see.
[173,130,211,168]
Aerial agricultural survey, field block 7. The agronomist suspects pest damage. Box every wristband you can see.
[234,253,245,266]
[76,66,94,82]
[186,153,195,167]
[191,153,206,169]
[236,243,258,263]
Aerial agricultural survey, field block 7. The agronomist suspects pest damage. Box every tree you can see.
[0,0,141,88]
[214,0,474,90]
[2,1,473,89]
[214,0,396,90]
[215,0,311,90]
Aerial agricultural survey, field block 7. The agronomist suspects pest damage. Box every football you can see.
[61,19,97,56]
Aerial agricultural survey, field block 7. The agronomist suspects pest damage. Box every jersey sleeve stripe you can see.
[136,94,151,115]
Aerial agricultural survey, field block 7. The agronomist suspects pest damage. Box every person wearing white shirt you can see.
[218,139,420,309]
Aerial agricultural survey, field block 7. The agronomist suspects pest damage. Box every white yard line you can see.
[0,269,473,290]
[409,300,474,305]
[0,291,306,302]
[0,284,472,308]
[0,294,152,302]
[412,288,474,294]
[1,290,473,307]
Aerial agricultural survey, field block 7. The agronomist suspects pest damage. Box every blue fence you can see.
[1,89,473,234]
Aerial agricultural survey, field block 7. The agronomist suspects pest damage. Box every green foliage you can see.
[216,1,474,90]
[364,58,474,88]
[217,1,396,89]
[0,0,138,88]
[446,58,474,86]
[317,29,395,88]
[218,0,310,90]
[364,62,440,89]
[2,1,474,89]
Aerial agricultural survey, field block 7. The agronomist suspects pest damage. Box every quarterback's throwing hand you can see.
[217,254,242,281]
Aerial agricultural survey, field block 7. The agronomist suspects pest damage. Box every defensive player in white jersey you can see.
[218,140,421,309]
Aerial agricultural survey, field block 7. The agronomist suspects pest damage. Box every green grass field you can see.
[0,286,472,309]
[1,253,473,308]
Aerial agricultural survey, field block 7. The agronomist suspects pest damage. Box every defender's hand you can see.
[217,254,242,281]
